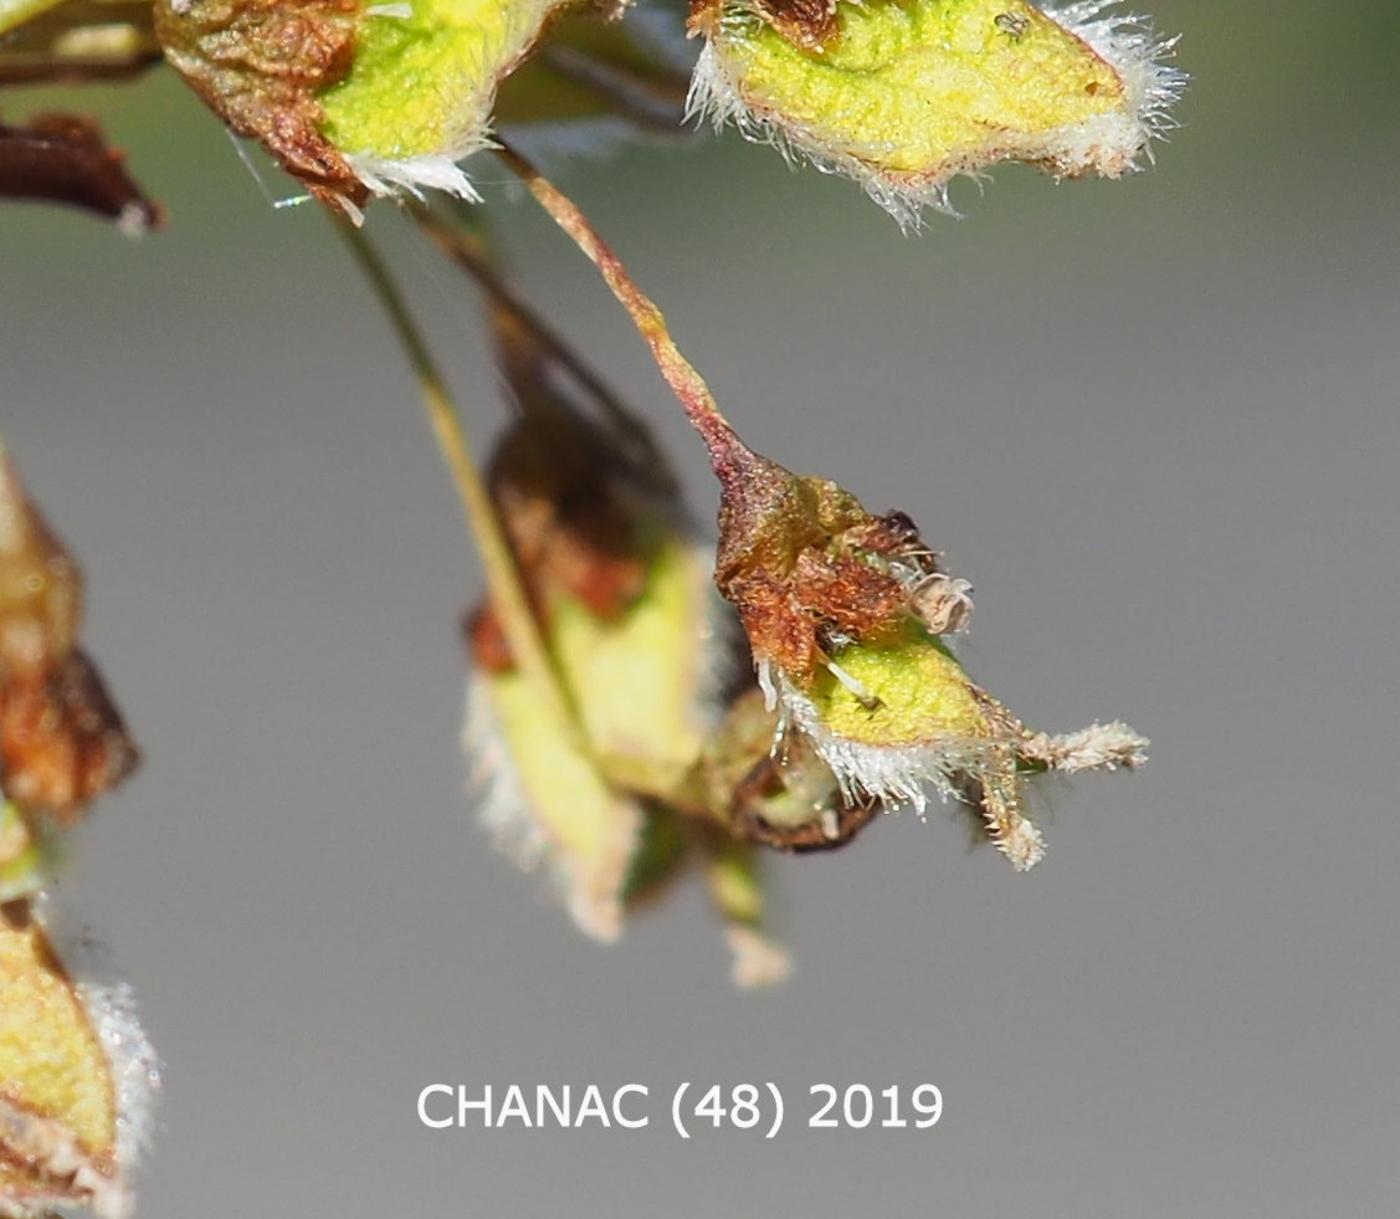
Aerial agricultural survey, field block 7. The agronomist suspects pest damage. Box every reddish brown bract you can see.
[709,434,952,683]
[0,449,140,826]
[0,113,161,231]
[154,0,366,211]
[0,650,140,825]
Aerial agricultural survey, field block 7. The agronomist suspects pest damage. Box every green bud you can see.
[688,0,1183,223]
[319,0,563,198]
[549,532,721,788]
[467,660,646,941]
[156,0,567,210]
[705,426,1145,871]
[463,267,735,941]
[0,800,60,902]
[0,902,157,1219]
[693,687,879,852]
[701,835,790,987]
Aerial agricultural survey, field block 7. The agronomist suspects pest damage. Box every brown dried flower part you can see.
[694,687,878,852]
[401,214,793,976]
[0,445,139,828]
[434,221,739,943]
[472,303,663,654]
[690,0,837,52]
[0,113,161,233]
[492,143,1146,872]
[705,427,1145,871]
[465,281,726,770]
[709,431,972,687]
[153,0,365,212]
[0,651,139,828]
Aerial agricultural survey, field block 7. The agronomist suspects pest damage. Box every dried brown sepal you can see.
[486,409,651,630]
[464,604,514,675]
[710,431,967,684]
[0,447,140,826]
[495,7,694,135]
[493,141,1143,870]
[689,0,836,51]
[0,650,140,827]
[154,0,366,213]
[730,748,880,852]
[465,261,681,666]
[0,112,161,232]
[693,687,877,852]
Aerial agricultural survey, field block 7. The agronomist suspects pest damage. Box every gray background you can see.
[4,0,1399,1214]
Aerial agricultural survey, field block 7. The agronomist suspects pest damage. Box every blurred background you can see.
[4,0,1400,1214]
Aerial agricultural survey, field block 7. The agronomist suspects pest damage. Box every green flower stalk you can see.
[341,212,666,942]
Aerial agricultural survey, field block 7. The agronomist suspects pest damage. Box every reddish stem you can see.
[493,141,758,489]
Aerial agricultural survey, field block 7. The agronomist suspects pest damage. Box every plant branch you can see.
[492,140,750,479]
[332,212,578,735]
[0,0,65,38]
[407,199,675,492]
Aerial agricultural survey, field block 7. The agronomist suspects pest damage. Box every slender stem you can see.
[333,213,577,733]
[407,200,675,492]
[0,54,161,85]
[536,44,689,133]
[493,140,749,478]
[0,0,65,38]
